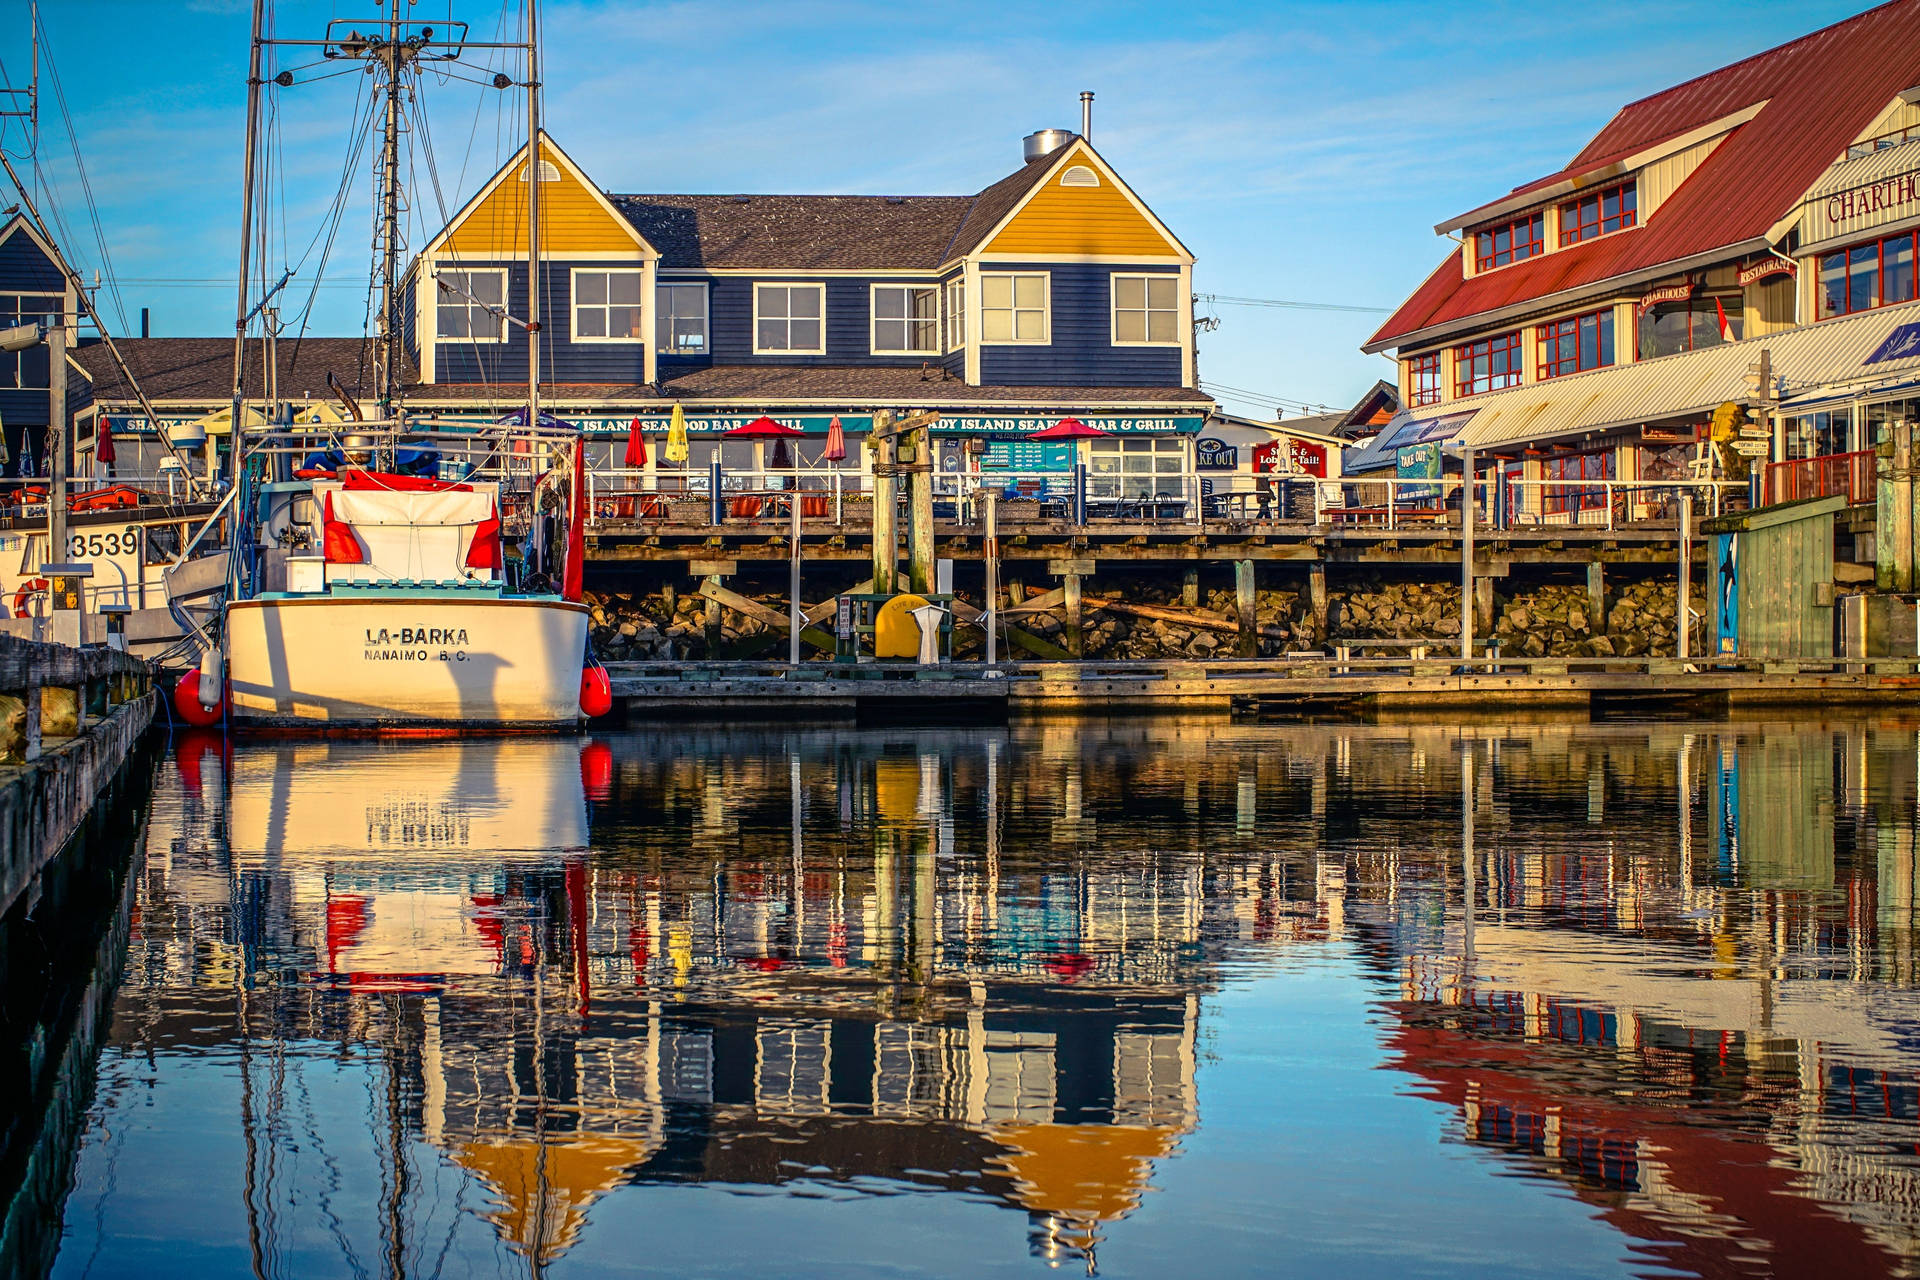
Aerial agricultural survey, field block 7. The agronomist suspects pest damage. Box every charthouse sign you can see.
[1824,168,1919,227]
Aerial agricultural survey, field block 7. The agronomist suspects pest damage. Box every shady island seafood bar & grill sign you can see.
[100,413,1206,439]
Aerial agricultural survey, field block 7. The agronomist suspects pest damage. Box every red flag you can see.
[563,438,586,601]
[623,417,648,468]
[1715,296,1733,342]
[321,492,364,563]
[465,502,502,570]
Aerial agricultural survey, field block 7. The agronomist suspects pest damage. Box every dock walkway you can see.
[606,655,1920,719]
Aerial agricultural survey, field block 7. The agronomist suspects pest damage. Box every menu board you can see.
[981,441,1073,472]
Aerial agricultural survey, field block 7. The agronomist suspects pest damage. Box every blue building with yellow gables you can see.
[384,124,1211,499]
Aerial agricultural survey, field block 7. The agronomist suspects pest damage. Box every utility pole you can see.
[47,313,65,564]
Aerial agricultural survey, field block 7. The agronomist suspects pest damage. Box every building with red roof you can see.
[1352,0,1920,506]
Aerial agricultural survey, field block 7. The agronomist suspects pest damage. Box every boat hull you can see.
[227,595,590,729]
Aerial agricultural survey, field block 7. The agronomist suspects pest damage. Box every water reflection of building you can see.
[123,732,1238,1272]
[1331,720,1920,1276]
[105,718,1920,1276]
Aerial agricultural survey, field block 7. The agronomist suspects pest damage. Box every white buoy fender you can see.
[197,646,225,710]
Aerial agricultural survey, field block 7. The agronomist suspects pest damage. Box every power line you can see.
[1198,293,1391,315]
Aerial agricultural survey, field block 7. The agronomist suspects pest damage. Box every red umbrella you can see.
[96,417,117,468]
[622,416,647,467]
[723,415,805,439]
[823,414,847,462]
[1027,416,1112,440]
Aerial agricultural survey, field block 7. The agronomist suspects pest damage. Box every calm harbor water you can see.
[4,714,1919,1277]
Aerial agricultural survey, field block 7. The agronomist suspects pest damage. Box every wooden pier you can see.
[0,636,154,917]
[606,655,1920,720]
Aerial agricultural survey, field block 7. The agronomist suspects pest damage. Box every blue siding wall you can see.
[435,260,651,384]
[659,276,948,371]
[978,263,1183,388]
[0,229,64,292]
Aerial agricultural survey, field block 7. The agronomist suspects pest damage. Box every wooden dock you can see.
[605,656,1920,720]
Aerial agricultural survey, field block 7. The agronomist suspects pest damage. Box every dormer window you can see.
[1474,213,1543,270]
[1559,181,1636,246]
[1060,165,1100,187]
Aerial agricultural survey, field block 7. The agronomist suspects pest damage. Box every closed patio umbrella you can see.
[97,416,117,470]
[664,403,689,464]
[823,414,846,462]
[623,416,647,468]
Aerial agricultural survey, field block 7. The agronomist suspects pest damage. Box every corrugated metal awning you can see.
[1351,302,1920,469]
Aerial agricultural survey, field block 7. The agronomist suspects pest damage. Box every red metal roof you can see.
[1368,0,1920,351]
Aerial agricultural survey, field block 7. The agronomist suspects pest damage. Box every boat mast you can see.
[228,0,265,468]
[374,2,407,415]
[525,0,541,429]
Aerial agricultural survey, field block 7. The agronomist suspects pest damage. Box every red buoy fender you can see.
[579,665,613,719]
[11,577,46,620]
[173,670,226,727]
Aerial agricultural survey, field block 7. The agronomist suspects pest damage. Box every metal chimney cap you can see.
[1023,129,1075,163]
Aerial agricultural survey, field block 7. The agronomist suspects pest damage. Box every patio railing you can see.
[1761,449,1875,507]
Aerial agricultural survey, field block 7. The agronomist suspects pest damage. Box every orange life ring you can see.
[12,577,46,619]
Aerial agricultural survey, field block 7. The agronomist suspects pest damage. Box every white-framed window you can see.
[656,283,709,354]
[754,283,825,354]
[871,284,939,355]
[572,269,645,342]
[519,159,561,183]
[1088,436,1185,499]
[1112,273,1180,345]
[435,268,506,343]
[1060,165,1100,188]
[945,278,966,350]
[981,272,1048,344]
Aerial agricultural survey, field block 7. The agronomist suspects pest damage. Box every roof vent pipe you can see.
[1080,91,1093,140]
[1023,128,1075,162]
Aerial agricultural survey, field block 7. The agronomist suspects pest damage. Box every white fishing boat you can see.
[204,0,603,731]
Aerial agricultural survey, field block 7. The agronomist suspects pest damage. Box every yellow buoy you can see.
[873,593,930,658]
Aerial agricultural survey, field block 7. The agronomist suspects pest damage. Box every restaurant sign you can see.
[1636,278,1696,314]
[1737,258,1795,287]
[1824,167,1919,227]
[104,411,1203,438]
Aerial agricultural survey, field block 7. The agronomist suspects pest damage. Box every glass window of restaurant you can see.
[572,269,645,341]
[1866,396,1920,449]
[1789,409,1852,460]
[1817,229,1918,319]
[1454,332,1522,397]
[0,293,58,388]
[1543,450,1614,514]
[1409,352,1442,406]
[1474,212,1543,269]
[1558,182,1636,246]
[1637,295,1740,359]
[656,284,709,353]
[1089,437,1185,499]
[1537,309,1614,378]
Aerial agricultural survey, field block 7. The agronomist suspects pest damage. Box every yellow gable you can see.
[444,141,644,257]
[982,144,1182,259]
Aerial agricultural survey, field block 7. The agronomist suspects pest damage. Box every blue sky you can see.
[3,0,1877,418]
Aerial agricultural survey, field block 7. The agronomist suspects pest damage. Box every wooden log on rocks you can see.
[1084,597,1241,635]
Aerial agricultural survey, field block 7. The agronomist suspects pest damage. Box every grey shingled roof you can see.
[73,337,390,404]
[611,140,1075,272]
